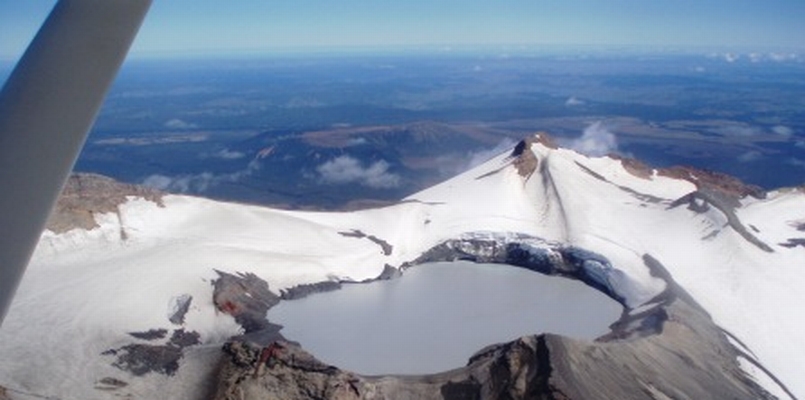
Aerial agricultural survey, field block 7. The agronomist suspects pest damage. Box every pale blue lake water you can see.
[267,261,623,375]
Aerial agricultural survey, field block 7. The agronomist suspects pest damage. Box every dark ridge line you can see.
[731,346,799,400]
[669,190,774,253]
[574,161,666,204]
[337,229,393,256]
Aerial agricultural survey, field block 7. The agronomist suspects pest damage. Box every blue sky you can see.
[1,0,804,60]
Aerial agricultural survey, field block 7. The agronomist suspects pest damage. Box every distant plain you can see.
[6,49,802,208]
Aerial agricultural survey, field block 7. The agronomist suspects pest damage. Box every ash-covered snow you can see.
[0,135,803,399]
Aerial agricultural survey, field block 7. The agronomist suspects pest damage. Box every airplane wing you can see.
[0,0,152,324]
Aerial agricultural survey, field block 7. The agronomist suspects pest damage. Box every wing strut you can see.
[0,0,152,325]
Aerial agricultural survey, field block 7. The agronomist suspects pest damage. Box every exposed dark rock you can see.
[338,229,393,255]
[338,230,366,239]
[281,264,401,303]
[374,264,401,281]
[510,139,527,158]
[408,236,624,304]
[168,294,193,325]
[512,137,539,180]
[107,343,183,376]
[170,329,201,348]
[658,165,766,200]
[214,340,364,400]
[212,270,281,334]
[440,377,482,400]
[129,328,168,341]
[105,328,201,376]
[609,154,654,179]
[669,190,774,253]
[95,377,128,391]
[477,135,541,181]
[46,173,163,234]
[780,238,805,248]
[575,161,665,203]
[212,270,285,346]
[281,281,342,300]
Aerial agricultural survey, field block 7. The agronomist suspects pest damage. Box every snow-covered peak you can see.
[3,137,804,399]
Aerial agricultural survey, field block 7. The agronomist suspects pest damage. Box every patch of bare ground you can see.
[658,166,766,199]
[46,173,164,234]
[608,154,654,179]
[512,135,543,179]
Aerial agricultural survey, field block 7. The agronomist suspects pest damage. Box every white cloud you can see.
[212,149,246,160]
[142,160,260,193]
[142,174,175,191]
[569,121,618,157]
[714,124,762,137]
[796,140,805,149]
[142,173,215,193]
[769,52,799,62]
[772,125,794,137]
[164,118,198,129]
[724,53,740,63]
[565,96,585,106]
[738,151,763,163]
[346,137,367,146]
[317,156,400,189]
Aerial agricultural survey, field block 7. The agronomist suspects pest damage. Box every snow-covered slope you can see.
[1,135,803,399]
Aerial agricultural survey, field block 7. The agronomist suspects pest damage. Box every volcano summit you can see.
[0,135,802,400]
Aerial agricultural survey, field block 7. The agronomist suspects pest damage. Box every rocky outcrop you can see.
[669,190,774,252]
[511,137,540,180]
[406,233,624,303]
[212,270,284,345]
[46,173,163,234]
[658,165,766,200]
[280,280,342,301]
[338,229,393,256]
[103,329,200,376]
[168,294,193,325]
[210,235,779,400]
[609,154,654,179]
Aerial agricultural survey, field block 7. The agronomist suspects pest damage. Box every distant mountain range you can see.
[1,135,802,399]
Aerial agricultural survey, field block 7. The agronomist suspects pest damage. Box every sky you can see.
[1,0,804,60]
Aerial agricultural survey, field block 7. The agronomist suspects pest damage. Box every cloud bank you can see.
[317,156,401,189]
[164,118,198,130]
[142,159,260,193]
[569,121,618,157]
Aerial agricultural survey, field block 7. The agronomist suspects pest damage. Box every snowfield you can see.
[1,136,803,399]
